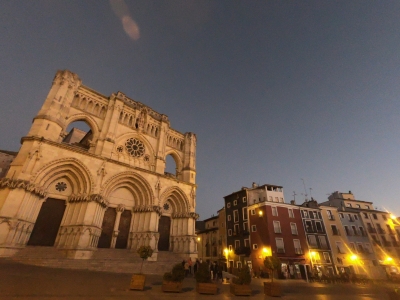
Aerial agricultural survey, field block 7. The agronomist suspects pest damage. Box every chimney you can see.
[252,182,258,188]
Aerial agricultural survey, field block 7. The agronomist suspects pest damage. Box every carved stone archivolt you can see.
[68,194,109,208]
[0,178,47,198]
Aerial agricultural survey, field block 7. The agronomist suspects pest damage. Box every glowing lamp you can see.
[350,255,358,261]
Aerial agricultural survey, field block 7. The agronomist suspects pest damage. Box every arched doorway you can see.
[115,210,132,249]
[98,208,116,248]
[27,198,66,246]
[158,216,171,251]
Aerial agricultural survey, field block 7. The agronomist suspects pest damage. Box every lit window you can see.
[233,200,237,206]
[276,238,285,253]
[227,215,231,221]
[251,209,255,215]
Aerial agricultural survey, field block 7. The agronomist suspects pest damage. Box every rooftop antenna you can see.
[309,188,313,200]
[292,191,297,201]
[301,178,308,201]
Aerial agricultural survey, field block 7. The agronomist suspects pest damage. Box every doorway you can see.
[157,216,171,251]
[98,208,116,248]
[115,210,132,249]
[28,198,66,246]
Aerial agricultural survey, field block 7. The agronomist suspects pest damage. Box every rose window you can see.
[125,138,145,157]
[55,182,67,192]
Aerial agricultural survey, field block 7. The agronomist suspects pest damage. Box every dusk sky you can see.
[1,1,400,219]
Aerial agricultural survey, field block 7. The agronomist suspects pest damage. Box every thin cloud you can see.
[110,0,140,41]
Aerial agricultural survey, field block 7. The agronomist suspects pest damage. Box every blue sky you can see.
[1,1,400,219]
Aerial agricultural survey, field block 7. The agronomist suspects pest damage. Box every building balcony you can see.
[234,247,251,256]
[294,248,303,255]
[383,241,392,247]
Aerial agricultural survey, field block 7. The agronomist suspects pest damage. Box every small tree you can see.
[163,263,185,282]
[137,245,153,274]
[195,262,212,283]
[263,255,281,282]
[233,264,252,285]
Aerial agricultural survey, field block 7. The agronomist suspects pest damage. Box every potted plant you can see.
[230,264,252,296]
[162,263,185,293]
[130,245,153,290]
[195,262,218,294]
[263,255,282,297]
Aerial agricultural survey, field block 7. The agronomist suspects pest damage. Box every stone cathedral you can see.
[0,70,198,260]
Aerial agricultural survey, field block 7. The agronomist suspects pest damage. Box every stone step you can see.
[7,246,192,275]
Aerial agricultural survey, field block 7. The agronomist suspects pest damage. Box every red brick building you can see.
[248,201,309,279]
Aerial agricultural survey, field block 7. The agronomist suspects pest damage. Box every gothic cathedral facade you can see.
[0,70,198,260]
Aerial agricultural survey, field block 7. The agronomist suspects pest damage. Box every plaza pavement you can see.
[0,259,397,300]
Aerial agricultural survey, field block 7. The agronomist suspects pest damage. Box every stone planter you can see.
[130,274,146,291]
[196,282,218,294]
[162,281,183,293]
[264,281,281,297]
[230,283,252,296]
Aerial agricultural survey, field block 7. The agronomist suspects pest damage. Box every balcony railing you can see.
[383,241,392,247]
[295,248,303,255]
[277,248,285,253]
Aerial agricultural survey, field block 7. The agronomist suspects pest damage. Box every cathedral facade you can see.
[0,70,198,260]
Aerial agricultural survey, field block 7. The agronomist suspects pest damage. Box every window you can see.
[237,261,242,268]
[352,226,358,236]
[364,243,372,254]
[365,205,370,209]
[382,214,387,220]
[331,225,340,235]
[359,227,365,236]
[339,213,344,219]
[273,221,281,233]
[228,229,232,236]
[233,210,239,223]
[244,239,249,247]
[229,245,232,251]
[347,214,354,222]
[323,252,331,263]
[357,243,364,253]
[227,215,231,221]
[302,210,309,218]
[305,220,313,232]
[243,222,248,231]
[227,203,231,208]
[336,241,345,254]
[233,200,237,206]
[274,197,279,202]
[319,236,328,249]
[251,225,257,232]
[272,207,278,216]
[327,210,334,220]
[279,197,284,203]
[356,204,361,208]
[243,207,248,220]
[252,244,258,250]
[354,215,358,220]
[346,203,352,207]
[234,224,239,234]
[242,197,247,203]
[373,214,378,220]
[363,213,368,219]
[290,223,298,235]
[308,235,317,247]
[315,221,323,232]
[276,238,285,253]
[349,243,356,252]
[251,209,255,215]
[288,209,294,218]
[268,196,273,202]
[344,226,351,236]
[293,239,302,254]
[235,240,240,249]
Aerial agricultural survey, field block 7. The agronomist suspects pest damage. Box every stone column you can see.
[110,205,124,248]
